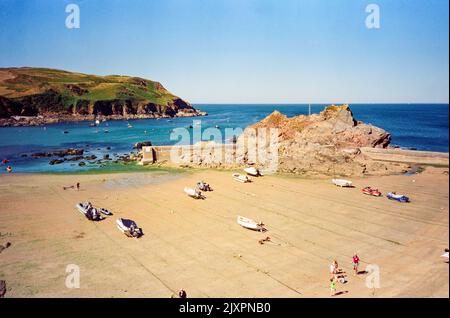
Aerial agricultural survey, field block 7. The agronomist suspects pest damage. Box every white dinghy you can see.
[244,167,262,177]
[116,218,143,238]
[184,186,203,199]
[332,179,353,187]
[75,202,104,221]
[237,215,264,232]
[232,173,251,183]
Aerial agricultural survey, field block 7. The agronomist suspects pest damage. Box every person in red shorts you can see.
[352,252,360,275]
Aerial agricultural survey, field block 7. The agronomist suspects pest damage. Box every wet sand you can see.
[0,168,448,297]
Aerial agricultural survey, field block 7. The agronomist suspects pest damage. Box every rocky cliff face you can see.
[0,67,205,125]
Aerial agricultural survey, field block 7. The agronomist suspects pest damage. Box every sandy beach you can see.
[0,167,448,298]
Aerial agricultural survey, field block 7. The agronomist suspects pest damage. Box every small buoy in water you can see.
[63,131,69,134]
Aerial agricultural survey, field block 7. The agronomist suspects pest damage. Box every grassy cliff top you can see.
[0,67,184,106]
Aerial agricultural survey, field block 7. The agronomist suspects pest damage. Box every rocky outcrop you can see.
[237,104,406,176]
[158,105,409,177]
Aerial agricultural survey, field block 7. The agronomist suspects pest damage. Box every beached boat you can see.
[332,179,353,187]
[197,181,212,191]
[362,186,382,196]
[237,216,264,231]
[116,218,143,238]
[387,192,410,203]
[244,167,262,177]
[442,252,449,259]
[232,173,251,183]
[75,202,103,221]
[184,187,203,199]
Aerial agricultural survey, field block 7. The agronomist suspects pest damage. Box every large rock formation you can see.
[0,67,206,126]
[160,105,409,177]
[238,104,407,176]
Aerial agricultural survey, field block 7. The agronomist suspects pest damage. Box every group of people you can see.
[2,159,12,173]
[329,253,360,296]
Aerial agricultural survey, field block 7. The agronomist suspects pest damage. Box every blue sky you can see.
[0,0,448,103]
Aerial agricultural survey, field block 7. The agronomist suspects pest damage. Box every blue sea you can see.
[0,104,448,173]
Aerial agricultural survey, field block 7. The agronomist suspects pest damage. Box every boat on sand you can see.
[387,192,410,203]
[116,218,143,238]
[197,181,212,191]
[184,186,204,199]
[237,216,264,231]
[233,173,251,183]
[362,186,382,196]
[244,167,262,177]
[75,202,104,221]
[332,179,353,187]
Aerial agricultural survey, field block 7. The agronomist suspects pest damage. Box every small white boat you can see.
[116,218,143,238]
[75,202,103,221]
[332,179,353,187]
[232,173,251,183]
[237,216,264,231]
[184,186,203,199]
[244,167,261,177]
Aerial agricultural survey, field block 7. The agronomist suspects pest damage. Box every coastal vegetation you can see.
[0,67,205,126]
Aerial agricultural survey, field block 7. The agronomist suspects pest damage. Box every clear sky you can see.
[0,0,448,103]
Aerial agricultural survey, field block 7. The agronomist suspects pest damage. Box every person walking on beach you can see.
[330,278,336,296]
[76,182,80,191]
[352,253,360,275]
[330,259,338,279]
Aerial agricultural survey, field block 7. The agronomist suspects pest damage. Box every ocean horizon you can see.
[0,103,448,173]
